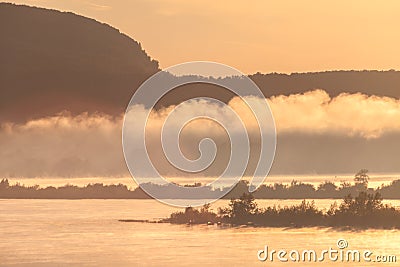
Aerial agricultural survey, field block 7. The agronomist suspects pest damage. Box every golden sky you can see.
[10,0,400,74]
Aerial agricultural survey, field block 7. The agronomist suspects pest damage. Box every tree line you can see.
[1,170,400,199]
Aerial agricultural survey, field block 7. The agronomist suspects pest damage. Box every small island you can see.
[162,191,400,229]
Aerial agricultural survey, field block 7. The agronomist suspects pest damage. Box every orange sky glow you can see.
[9,0,400,74]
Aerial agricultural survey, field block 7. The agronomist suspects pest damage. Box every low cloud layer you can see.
[1,90,400,178]
[0,113,125,177]
[268,90,400,138]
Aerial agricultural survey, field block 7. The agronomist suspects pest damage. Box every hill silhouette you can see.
[250,70,400,99]
[0,3,159,122]
[1,3,399,124]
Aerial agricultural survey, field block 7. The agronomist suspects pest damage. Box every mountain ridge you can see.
[1,3,399,124]
[0,2,159,122]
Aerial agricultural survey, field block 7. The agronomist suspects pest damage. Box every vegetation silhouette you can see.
[354,169,370,187]
[164,191,400,229]
[168,204,218,225]
[2,170,400,199]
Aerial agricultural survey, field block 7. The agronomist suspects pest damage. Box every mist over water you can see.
[1,199,399,266]
[3,90,400,178]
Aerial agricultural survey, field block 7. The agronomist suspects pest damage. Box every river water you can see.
[0,199,399,266]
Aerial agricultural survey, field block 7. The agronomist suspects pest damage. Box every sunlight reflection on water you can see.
[1,199,399,266]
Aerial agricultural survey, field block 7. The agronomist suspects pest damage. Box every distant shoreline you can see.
[1,177,400,200]
[5,174,400,188]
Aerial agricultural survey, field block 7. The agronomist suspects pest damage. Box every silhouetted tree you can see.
[338,192,382,216]
[354,169,370,188]
[318,181,337,192]
[0,179,9,190]
[220,193,258,224]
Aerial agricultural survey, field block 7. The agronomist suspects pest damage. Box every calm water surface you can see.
[1,199,399,266]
